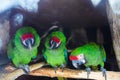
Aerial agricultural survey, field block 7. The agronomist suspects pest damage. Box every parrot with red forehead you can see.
[69,42,106,80]
[43,30,67,73]
[7,27,40,73]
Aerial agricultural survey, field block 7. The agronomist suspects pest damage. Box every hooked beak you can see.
[72,59,86,69]
[28,41,32,50]
[50,41,57,49]
[72,60,82,68]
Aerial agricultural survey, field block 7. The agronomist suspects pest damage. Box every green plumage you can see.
[70,42,107,79]
[43,31,67,67]
[71,42,106,67]
[7,27,40,67]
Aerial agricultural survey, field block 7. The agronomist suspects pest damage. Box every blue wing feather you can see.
[64,49,68,62]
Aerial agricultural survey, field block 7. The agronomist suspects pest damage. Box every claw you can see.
[86,67,91,79]
[54,66,57,73]
[60,64,65,72]
[101,67,107,80]
[18,64,30,74]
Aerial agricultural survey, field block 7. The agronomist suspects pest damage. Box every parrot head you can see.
[69,53,86,68]
[49,36,61,49]
[21,33,35,50]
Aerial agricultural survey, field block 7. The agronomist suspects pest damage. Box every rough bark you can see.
[106,0,120,69]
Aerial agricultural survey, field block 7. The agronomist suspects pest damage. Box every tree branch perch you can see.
[0,62,46,80]
[30,68,120,80]
[0,62,120,80]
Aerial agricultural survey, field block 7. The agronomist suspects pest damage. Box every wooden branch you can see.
[30,68,120,80]
[0,62,46,80]
[1,62,120,80]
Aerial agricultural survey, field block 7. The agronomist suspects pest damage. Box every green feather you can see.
[71,42,106,67]
[43,31,67,67]
[7,27,40,67]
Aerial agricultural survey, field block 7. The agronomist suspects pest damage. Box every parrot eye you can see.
[78,54,84,59]
[78,54,86,64]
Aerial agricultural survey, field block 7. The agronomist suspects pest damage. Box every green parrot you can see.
[7,27,40,73]
[69,42,106,80]
[43,31,67,73]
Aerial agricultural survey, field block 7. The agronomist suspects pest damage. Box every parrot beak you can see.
[72,59,86,69]
[23,39,33,50]
[28,42,32,50]
[50,41,57,49]
[72,60,81,68]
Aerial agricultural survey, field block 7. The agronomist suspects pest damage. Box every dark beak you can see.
[28,41,32,50]
[50,41,57,49]
[25,39,33,50]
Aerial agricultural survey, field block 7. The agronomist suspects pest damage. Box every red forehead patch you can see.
[21,33,34,40]
[51,36,60,43]
[69,55,78,60]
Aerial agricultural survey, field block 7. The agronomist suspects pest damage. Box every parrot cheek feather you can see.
[72,63,78,68]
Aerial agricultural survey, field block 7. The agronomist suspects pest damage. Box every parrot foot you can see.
[85,67,91,79]
[101,67,107,80]
[54,66,57,73]
[60,64,65,72]
[18,64,30,74]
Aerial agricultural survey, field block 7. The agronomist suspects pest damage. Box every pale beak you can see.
[28,42,32,50]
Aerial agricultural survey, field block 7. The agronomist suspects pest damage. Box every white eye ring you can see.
[31,38,34,44]
[50,40,53,44]
[22,40,27,46]
[56,42,61,47]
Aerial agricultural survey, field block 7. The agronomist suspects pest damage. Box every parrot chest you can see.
[44,50,66,67]
[13,49,36,65]
[16,52,31,63]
